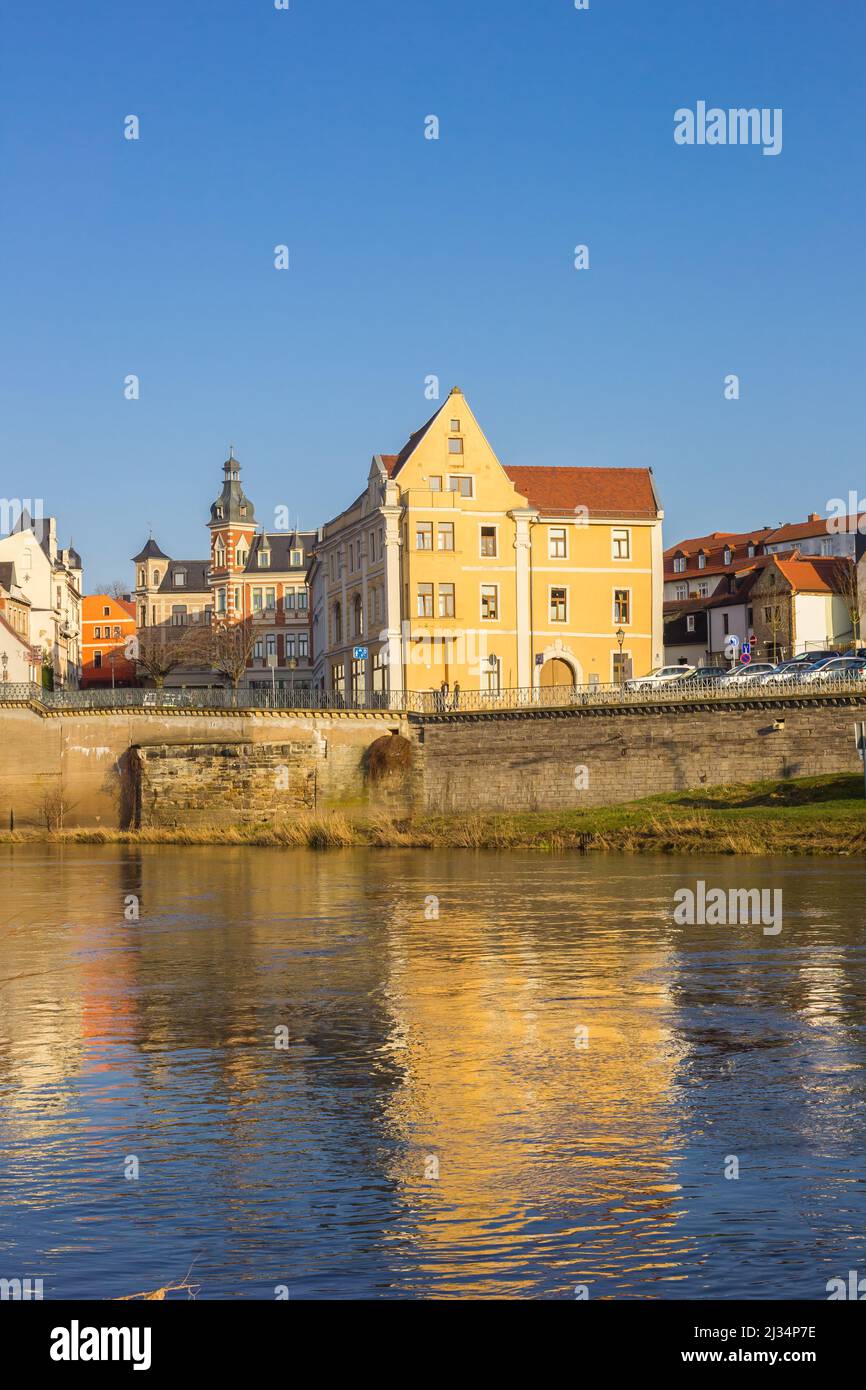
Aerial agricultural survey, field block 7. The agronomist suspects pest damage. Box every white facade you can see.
[0,615,33,682]
[792,593,850,653]
[0,523,83,686]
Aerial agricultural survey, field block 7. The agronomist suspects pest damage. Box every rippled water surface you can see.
[1,845,865,1299]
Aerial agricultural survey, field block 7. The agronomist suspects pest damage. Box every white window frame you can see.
[437,521,455,551]
[611,527,631,561]
[479,523,498,559]
[548,526,568,560]
[549,584,568,623]
[480,583,499,621]
[447,475,474,497]
[613,586,631,626]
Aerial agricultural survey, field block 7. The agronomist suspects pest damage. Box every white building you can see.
[0,517,83,687]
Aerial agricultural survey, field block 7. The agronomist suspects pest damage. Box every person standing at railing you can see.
[452,682,460,710]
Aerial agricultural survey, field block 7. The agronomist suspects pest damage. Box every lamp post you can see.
[288,656,298,698]
[616,628,625,683]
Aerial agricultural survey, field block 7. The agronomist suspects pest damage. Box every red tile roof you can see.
[770,554,852,595]
[504,465,658,518]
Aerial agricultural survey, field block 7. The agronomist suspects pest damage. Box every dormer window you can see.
[673,555,686,573]
[291,549,303,567]
[747,543,755,557]
[236,547,248,567]
[258,549,270,568]
[723,548,732,565]
[240,505,248,516]
[697,552,706,570]
[174,570,186,587]
[215,505,223,519]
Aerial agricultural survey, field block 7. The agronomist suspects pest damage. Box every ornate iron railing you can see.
[1,673,865,716]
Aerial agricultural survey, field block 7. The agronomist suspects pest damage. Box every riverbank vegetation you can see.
[1,775,864,855]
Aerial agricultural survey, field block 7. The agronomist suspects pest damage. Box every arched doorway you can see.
[539,657,575,688]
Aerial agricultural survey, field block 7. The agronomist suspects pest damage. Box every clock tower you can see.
[208,449,257,622]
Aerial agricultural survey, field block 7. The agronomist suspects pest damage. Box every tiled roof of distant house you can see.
[769,553,852,595]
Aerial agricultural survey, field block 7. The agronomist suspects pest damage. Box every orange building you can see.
[81,594,137,687]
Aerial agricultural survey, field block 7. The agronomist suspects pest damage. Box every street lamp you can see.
[616,628,625,683]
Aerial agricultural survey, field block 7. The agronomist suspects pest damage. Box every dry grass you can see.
[1,776,864,855]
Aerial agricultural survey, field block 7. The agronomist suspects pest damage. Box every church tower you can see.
[208,449,257,622]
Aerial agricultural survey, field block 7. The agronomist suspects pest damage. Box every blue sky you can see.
[1,0,864,583]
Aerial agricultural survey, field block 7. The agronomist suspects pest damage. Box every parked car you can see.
[757,660,809,685]
[787,650,840,664]
[624,665,692,691]
[794,656,866,685]
[719,663,778,684]
[677,666,730,683]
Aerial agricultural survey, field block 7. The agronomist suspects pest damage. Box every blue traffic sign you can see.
[353,646,368,661]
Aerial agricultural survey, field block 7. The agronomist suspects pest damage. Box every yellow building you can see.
[309,389,664,698]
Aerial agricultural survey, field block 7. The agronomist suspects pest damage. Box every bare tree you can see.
[830,558,861,650]
[131,627,203,688]
[95,580,132,601]
[208,618,257,692]
[761,571,790,664]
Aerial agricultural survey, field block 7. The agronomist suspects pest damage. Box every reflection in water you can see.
[0,846,865,1299]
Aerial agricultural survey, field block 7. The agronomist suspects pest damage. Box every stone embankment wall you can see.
[1,694,865,829]
[0,706,405,829]
[414,699,866,813]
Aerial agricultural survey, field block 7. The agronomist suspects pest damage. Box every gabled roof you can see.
[385,403,447,478]
[768,553,852,595]
[504,465,659,518]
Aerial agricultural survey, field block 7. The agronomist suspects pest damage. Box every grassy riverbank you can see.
[2,774,864,854]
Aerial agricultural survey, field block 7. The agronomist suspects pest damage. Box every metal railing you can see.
[2,673,866,716]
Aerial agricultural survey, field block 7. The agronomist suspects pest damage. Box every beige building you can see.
[0,516,82,686]
[310,389,664,698]
[132,453,315,690]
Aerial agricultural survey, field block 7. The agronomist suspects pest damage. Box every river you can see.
[1,845,864,1300]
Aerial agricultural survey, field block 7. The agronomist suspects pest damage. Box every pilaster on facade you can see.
[509,507,538,689]
[382,501,405,695]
